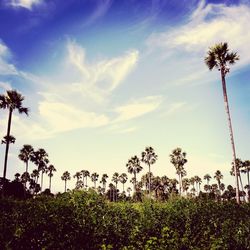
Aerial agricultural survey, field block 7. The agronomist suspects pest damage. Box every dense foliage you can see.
[1,190,250,249]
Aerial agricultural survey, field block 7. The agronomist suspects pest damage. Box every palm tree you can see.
[112,172,119,201]
[231,158,245,202]
[73,171,82,189]
[204,174,212,185]
[81,170,90,188]
[91,172,99,188]
[31,169,39,184]
[205,42,240,203]
[61,171,71,192]
[241,160,250,189]
[0,90,29,180]
[182,178,190,195]
[47,164,56,191]
[170,148,187,195]
[141,146,158,198]
[119,173,128,193]
[100,174,109,192]
[30,148,49,191]
[214,170,223,188]
[126,155,143,192]
[18,145,34,188]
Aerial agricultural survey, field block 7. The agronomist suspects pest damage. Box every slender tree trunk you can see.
[25,161,29,188]
[123,183,125,193]
[221,71,240,204]
[148,163,151,199]
[85,176,88,188]
[238,173,245,202]
[65,180,67,192]
[3,108,13,180]
[41,172,44,192]
[178,174,181,195]
[115,183,118,202]
[134,173,136,192]
[49,176,52,191]
[247,170,250,187]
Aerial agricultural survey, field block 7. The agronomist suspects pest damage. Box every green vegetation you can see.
[1,191,250,249]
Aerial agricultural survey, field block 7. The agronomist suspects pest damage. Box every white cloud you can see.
[147,1,250,67]
[114,96,162,122]
[38,101,110,134]
[165,102,187,115]
[0,41,17,75]
[8,0,42,10]
[0,81,12,90]
[67,40,139,102]
[83,0,112,27]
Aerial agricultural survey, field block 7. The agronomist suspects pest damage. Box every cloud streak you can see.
[8,0,43,10]
[147,1,250,68]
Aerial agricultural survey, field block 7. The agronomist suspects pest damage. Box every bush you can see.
[1,193,250,249]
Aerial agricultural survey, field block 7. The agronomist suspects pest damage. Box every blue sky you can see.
[0,0,249,193]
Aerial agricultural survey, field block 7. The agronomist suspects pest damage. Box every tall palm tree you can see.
[31,169,39,184]
[91,172,99,188]
[73,171,82,188]
[18,145,34,188]
[194,175,202,195]
[61,171,71,192]
[112,172,119,201]
[126,155,143,192]
[81,170,90,188]
[204,174,212,185]
[0,90,29,180]
[141,146,158,198]
[47,164,56,191]
[100,174,109,192]
[214,170,223,187]
[170,148,187,195]
[241,160,250,188]
[31,148,49,192]
[119,173,128,193]
[205,42,240,203]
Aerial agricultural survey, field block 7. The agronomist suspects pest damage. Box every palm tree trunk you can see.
[49,176,52,191]
[3,108,13,180]
[247,170,250,187]
[25,161,28,188]
[41,172,44,192]
[238,173,245,202]
[85,176,88,188]
[65,180,67,192]
[134,173,136,192]
[148,163,151,199]
[123,183,125,193]
[221,72,240,204]
[115,183,117,202]
[178,174,181,195]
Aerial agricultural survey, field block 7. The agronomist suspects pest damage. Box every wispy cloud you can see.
[66,40,139,102]
[147,1,250,68]
[7,0,43,10]
[114,96,162,122]
[83,0,113,27]
[0,41,18,75]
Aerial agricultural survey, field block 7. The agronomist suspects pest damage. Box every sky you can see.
[0,0,249,193]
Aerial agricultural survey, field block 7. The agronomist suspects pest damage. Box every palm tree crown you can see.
[205,42,239,73]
